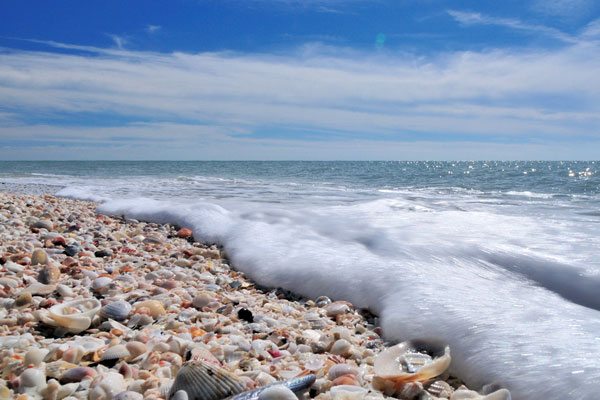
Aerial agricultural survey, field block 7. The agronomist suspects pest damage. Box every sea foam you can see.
[76,194,600,399]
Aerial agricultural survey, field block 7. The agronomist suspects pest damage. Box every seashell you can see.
[324,302,350,318]
[0,277,19,288]
[128,313,154,327]
[4,260,24,273]
[133,300,166,318]
[187,346,221,366]
[23,282,57,295]
[257,385,297,400]
[92,277,113,292]
[101,344,131,362]
[38,264,61,284]
[171,390,189,400]
[192,292,214,309]
[31,249,48,265]
[330,339,353,357]
[114,391,145,400]
[399,381,424,399]
[57,284,74,298]
[62,345,86,364]
[450,388,511,400]
[19,368,46,389]
[329,385,368,400]
[100,300,132,321]
[331,374,360,387]
[168,360,246,400]
[126,341,148,359]
[48,298,101,334]
[89,371,127,400]
[373,339,451,384]
[428,380,454,398]
[25,348,50,367]
[229,374,317,400]
[328,364,358,381]
[59,366,97,383]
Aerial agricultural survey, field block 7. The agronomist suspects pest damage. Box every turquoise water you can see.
[2,160,600,399]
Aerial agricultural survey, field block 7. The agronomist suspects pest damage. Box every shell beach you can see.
[0,192,507,400]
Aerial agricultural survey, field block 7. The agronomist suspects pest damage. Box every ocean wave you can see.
[76,193,600,400]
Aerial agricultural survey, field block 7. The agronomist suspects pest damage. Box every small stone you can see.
[15,292,33,307]
[31,249,48,265]
[38,265,61,284]
[64,245,80,257]
[94,249,113,258]
[177,228,193,239]
[32,219,53,231]
[237,308,254,323]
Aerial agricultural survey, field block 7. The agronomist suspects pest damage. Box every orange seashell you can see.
[190,326,206,338]
[331,374,359,386]
[177,228,193,239]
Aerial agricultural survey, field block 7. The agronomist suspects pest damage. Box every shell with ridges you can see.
[168,360,246,400]
[100,300,132,321]
[229,374,317,400]
[48,298,101,334]
[101,344,131,362]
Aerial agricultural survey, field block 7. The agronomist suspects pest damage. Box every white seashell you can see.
[114,391,145,400]
[48,298,101,334]
[89,371,127,400]
[373,339,451,384]
[168,360,246,400]
[19,368,46,389]
[328,364,359,380]
[24,348,50,367]
[329,385,368,400]
[450,388,511,400]
[101,344,131,362]
[92,277,113,292]
[330,339,353,357]
[258,385,298,400]
[100,300,132,321]
[428,380,454,398]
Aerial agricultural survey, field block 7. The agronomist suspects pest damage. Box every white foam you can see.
[89,194,600,399]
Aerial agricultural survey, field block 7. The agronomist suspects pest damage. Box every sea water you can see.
[1,161,599,399]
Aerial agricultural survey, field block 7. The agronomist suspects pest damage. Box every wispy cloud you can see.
[447,10,577,43]
[531,0,593,18]
[0,33,599,159]
[108,34,128,49]
[145,25,162,34]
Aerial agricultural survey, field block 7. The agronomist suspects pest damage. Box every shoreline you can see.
[0,192,494,400]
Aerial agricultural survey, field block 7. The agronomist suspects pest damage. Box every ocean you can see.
[1,160,599,399]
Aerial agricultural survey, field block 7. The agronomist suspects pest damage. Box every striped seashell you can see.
[328,364,359,380]
[229,374,317,400]
[125,341,147,359]
[59,366,97,383]
[100,300,132,321]
[168,361,247,400]
[101,344,131,362]
[48,298,101,334]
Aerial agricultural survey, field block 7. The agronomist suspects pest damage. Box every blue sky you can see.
[0,0,599,160]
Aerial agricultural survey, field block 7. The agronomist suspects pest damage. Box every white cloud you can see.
[0,34,599,159]
[532,0,593,18]
[146,25,162,34]
[108,34,127,49]
[447,10,577,43]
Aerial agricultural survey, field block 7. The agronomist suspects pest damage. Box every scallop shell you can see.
[373,339,451,384]
[168,360,246,400]
[133,299,166,318]
[100,300,132,321]
[101,344,131,362]
[48,298,101,334]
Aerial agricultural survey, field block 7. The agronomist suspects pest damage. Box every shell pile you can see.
[0,192,510,400]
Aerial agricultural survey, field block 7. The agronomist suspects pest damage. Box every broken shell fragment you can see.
[373,339,451,384]
[48,298,101,334]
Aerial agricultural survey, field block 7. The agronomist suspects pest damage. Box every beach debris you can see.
[47,298,101,333]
